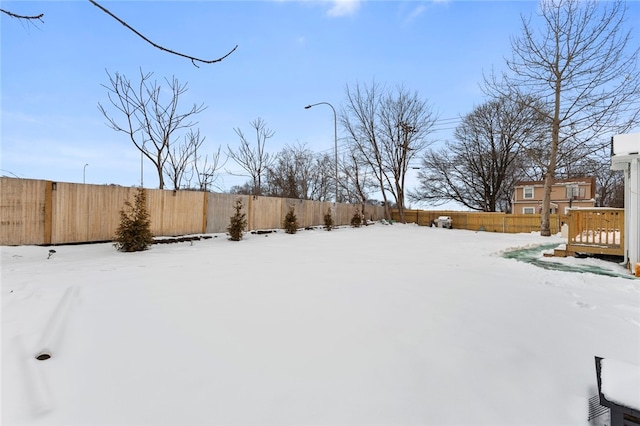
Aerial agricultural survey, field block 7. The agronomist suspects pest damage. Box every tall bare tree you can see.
[342,81,437,222]
[378,86,437,222]
[98,69,206,189]
[227,118,275,196]
[485,0,640,235]
[412,97,547,212]
[341,82,390,219]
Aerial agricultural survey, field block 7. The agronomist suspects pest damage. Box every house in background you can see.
[511,177,597,214]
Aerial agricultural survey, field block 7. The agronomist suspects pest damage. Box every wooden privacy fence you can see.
[565,208,624,256]
[396,208,626,258]
[0,177,385,246]
[393,209,569,234]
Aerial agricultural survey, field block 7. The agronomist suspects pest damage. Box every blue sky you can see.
[2,1,637,193]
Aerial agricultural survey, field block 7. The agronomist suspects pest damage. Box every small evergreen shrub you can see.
[227,198,247,241]
[324,207,334,231]
[283,206,299,234]
[351,209,363,228]
[114,187,153,252]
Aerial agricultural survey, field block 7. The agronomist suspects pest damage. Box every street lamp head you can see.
[304,105,312,109]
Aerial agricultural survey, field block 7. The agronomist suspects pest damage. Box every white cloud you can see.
[400,1,450,27]
[271,0,361,18]
[405,4,426,23]
[326,0,361,17]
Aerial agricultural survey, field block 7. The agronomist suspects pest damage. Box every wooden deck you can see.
[564,208,625,257]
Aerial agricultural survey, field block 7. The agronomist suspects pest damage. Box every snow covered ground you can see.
[2,223,639,425]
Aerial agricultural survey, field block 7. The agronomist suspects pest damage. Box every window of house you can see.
[523,207,535,214]
[566,185,580,198]
[523,186,533,199]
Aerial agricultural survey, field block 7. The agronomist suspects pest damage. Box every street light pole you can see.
[83,163,88,184]
[305,102,338,203]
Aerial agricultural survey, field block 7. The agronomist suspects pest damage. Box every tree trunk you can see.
[540,172,554,236]
[155,164,165,189]
[396,185,406,223]
[541,78,562,237]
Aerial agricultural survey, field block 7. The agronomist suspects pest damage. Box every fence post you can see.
[246,195,252,231]
[44,181,53,245]
[201,192,208,234]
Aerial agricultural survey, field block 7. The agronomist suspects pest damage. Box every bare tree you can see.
[230,143,332,201]
[412,97,547,212]
[342,82,437,222]
[98,69,206,189]
[164,129,205,190]
[265,144,318,200]
[378,86,437,222]
[485,0,640,235]
[339,147,374,211]
[341,82,391,219]
[308,152,334,201]
[192,145,226,192]
[566,144,624,208]
[598,168,624,208]
[227,118,275,196]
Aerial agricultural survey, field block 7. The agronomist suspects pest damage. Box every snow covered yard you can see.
[2,224,639,425]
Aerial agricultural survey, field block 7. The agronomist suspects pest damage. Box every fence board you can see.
[146,189,206,236]
[0,178,48,245]
[205,193,247,233]
[250,196,282,230]
[50,183,135,244]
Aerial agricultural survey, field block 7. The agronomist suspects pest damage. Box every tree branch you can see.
[88,0,237,67]
[0,8,44,22]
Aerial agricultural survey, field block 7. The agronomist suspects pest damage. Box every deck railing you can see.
[566,208,625,256]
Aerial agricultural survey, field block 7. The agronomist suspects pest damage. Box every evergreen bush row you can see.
[114,192,367,252]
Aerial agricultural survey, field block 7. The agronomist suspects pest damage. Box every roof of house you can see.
[514,176,596,187]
